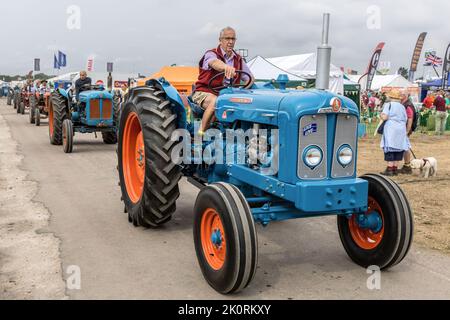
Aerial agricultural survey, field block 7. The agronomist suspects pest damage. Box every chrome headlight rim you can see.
[303,145,323,169]
[337,144,353,167]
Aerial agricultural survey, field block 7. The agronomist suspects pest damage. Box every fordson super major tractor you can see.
[49,83,119,153]
[117,15,413,294]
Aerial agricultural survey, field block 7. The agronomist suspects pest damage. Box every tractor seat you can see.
[180,94,204,119]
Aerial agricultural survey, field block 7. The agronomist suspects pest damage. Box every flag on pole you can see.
[424,51,443,67]
[87,56,95,72]
[58,51,67,67]
[54,54,60,70]
[34,58,40,72]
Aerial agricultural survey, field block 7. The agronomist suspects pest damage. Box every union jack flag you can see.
[424,51,443,66]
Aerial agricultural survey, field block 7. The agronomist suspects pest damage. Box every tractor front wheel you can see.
[17,101,22,114]
[7,92,12,105]
[13,93,18,109]
[337,173,413,270]
[102,132,117,144]
[35,108,41,126]
[193,182,258,294]
[29,96,36,124]
[62,119,74,153]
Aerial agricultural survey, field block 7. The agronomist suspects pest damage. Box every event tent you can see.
[248,53,345,94]
[138,66,199,95]
[347,74,417,91]
[247,55,308,86]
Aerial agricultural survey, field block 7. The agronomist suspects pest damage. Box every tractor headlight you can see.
[337,145,353,167]
[303,146,323,169]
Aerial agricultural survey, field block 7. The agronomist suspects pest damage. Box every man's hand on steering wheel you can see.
[224,65,236,79]
[208,70,253,95]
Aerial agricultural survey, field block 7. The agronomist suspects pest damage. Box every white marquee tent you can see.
[347,74,418,91]
[248,53,345,94]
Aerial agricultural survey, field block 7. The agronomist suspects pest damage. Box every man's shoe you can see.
[398,165,412,174]
[380,167,395,176]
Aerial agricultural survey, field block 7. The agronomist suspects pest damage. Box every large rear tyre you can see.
[337,173,413,270]
[35,108,41,126]
[49,91,68,145]
[62,119,74,153]
[118,86,182,227]
[29,95,36,124]
[193,182,258,294]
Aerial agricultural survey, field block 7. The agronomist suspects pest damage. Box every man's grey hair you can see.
[219,27,235,39]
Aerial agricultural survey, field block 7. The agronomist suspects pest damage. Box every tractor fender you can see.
[57,88,69,100]
[145,78,187,129]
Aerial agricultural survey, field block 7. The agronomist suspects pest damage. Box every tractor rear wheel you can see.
[29,95,36,124]
[118,85,182,227]
[62,119,74,153]
[35,108,41,126]
[193,182,258,294]
[337,173,413,270]
[49,92,68,145]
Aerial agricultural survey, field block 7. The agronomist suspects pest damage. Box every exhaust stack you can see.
[316,13,331,90]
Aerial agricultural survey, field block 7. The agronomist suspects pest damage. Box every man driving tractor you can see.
[75,70,92,101]
[192,27,254,135]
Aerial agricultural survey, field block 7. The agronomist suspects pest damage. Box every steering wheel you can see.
[80,83,92,91]
[208,70,252,95]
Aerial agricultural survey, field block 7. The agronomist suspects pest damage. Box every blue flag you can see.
[54,54,60,69]
[58,51,67,67]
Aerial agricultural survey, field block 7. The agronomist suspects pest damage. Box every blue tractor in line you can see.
[49,83,119,153]
[117,15,413,294]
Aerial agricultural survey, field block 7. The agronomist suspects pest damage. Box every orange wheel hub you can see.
[349,196,385,250]
[122,112,145,203]
[201,208,226,270]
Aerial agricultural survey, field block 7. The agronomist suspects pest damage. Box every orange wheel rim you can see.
[201,208,226,270]
[349,196,385,250]
[49,105,54,138]
[122,112,145,203]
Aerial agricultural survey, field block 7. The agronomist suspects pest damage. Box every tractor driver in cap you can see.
[75,70,92,101]
[192,27,254,135]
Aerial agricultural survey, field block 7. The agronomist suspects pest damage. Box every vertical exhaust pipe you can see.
[316,13,331,90]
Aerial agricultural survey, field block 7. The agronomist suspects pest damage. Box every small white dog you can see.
[410,157,438,178]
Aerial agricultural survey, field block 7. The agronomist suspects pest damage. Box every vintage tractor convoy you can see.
[49,84,119,153]
[29,91,51,126]
[117,15,413,294]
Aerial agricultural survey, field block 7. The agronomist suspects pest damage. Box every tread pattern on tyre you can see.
[194,183,258,294]
[337,173,413,270]
[119,85,181,227]
[50,91,68,145]
[29,95,36,124]
[364,174,413,269]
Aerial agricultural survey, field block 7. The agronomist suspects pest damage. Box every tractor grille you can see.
[298,115,328,180]
[89,99,113,119]
[90,99,101,119]
[331,115,358,178]
[298,114,358,180]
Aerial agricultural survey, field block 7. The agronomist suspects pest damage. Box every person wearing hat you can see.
[378,89,410,176]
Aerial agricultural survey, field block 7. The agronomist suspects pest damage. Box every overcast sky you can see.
[1,0,449,78]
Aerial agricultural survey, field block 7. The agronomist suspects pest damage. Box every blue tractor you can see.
[117,16,413,294]
[49,84,119,153]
